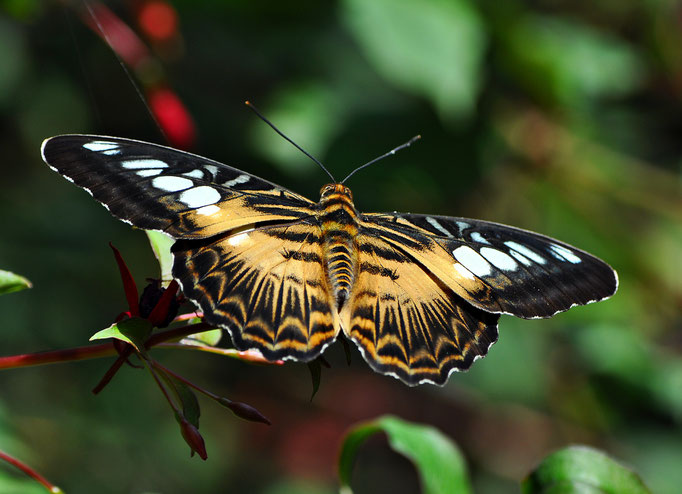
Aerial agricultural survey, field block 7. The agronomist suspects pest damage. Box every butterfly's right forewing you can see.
[363,212,618,319]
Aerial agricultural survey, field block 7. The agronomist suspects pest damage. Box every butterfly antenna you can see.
[245,101,336,182]
[341,135,421,184]
[83,2,169,145]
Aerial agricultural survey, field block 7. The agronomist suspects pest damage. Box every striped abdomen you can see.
[318,184,360,309]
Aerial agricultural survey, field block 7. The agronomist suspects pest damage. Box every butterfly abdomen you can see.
[318,184,360,309]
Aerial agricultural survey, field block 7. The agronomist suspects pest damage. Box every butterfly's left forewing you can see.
[42,135,338,362]
[362,212,618,319]
[41,135,317,238]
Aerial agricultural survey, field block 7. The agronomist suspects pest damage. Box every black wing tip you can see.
[40,135,72,162]
[41,134,94,162]
[497,260,619,320]
[40,137,51,160]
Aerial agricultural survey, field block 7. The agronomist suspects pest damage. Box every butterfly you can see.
[41,134,618,386]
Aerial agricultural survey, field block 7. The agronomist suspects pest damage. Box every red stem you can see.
[0,322,212,372]
[92,348,133,394]
[0,449,62,493]
[0,343,114,370]
[153,359,217,399]
[145,322,211,347]
[144,356,181,414]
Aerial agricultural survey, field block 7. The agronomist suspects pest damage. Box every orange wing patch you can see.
[167,191,315,238]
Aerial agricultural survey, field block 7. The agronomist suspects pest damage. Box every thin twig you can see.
[0,449,63,493]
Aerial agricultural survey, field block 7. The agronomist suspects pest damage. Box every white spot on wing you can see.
[222,174,251,187]
[505,241,546,265]
[425,217,453,237]
[480,247,518,271]
[152,176,193,192]
[179,186,221,208]
[452,246,492,277]
[509,250,532,266]
[196,205,220,216]
[454,262,475,280]
[204,164,219,178]
[228,231,251,246]
[182,169,204,179]
[136,169,162,177]
[456,221,470,231]
[83,141,119,152]
[470,232,490,244]
[549,244,581,264]
[122,159,168,169]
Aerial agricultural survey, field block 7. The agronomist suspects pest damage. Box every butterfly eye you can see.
[320,184,335,196]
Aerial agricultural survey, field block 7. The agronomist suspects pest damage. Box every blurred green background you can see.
[1,0,681,493]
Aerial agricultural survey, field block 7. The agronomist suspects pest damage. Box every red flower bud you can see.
[142,279,180,327]
[218,398,271,425]
[179,418,207,460]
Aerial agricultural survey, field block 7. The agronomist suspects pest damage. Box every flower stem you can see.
[0,343,114,370]
[0,449,63,493]
[0,322,212,372]
[153,359,217,400]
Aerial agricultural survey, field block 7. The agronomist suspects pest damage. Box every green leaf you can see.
[338,415,472,494]
[0,471,53,494]
[170,378,201,428]
[342,0,486,121]
[0,270,32,295]
[145,230,175,286]
[180,328,223,347]
[89,317,153,352]
[340,337,352,366]
[156,367,201,428]
[307,359,322,401]
[522,445,652,494]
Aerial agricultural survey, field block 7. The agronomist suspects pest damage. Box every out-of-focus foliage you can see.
[338,418,652,494]
[522,445,651,494]
[341,0,486,121]
[0,0,680,493]
[339,415,472,494]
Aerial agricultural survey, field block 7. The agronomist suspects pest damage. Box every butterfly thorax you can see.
[318,184,359,309]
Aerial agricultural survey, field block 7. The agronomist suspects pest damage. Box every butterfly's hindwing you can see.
[339,233,499,385]
[363,213,618,319]
[41,135,316,238]
[172,220,340,361]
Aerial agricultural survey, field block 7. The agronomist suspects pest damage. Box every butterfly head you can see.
[320,183,353,202]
